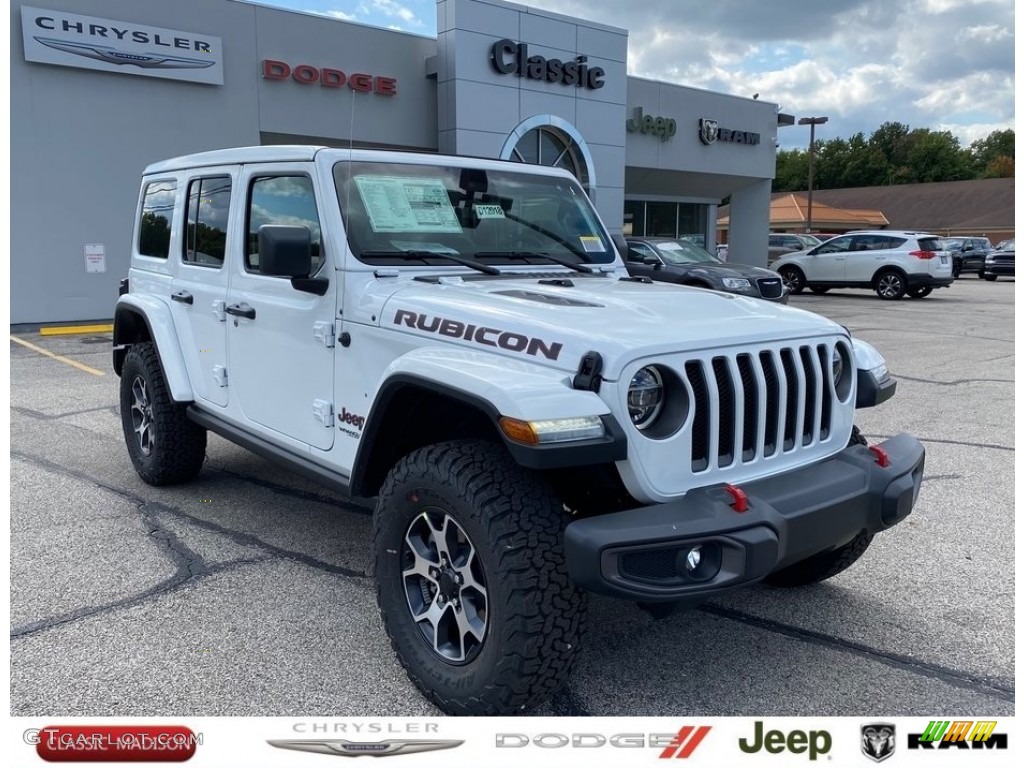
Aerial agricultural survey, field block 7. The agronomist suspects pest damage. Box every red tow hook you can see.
[868,445,891,468]
[724,483,748,513]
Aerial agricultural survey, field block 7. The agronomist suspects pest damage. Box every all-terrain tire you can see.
[809,286,830,295]
[374,440,587,715]
[119,342,206,485]
[984,274,998,281]
[908,286,933,298]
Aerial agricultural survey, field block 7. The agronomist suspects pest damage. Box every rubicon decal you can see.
[393,310,563,361]
[496,726,710,756]
[268,739,463,757]
[28,725,201,762]
[908,720,1007,750]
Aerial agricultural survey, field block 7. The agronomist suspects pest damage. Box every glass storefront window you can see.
[625,200,709,249]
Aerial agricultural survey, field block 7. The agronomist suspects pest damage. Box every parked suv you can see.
[768,233,821,262]
[941,236,991,277]
[772,230,954,299]
[114,147,925,715]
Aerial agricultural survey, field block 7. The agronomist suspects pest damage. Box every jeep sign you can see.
[626,107,676,141]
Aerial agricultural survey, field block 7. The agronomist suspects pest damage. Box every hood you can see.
[370,273,843,378]
[661,263,778,281]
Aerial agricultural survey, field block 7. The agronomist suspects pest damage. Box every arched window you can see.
[499,115,596,196]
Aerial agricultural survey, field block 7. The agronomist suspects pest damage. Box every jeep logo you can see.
[626,107,676,141]
[394,310,563,361]
[338,407,365,430]
[738,721,831,760]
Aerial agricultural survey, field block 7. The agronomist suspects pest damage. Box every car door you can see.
[225,166,336,451]
[168,169,234,408]
[626,242,662,280]
[840,235,891,282]
[806,235,853,281]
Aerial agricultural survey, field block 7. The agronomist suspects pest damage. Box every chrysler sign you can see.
[21,6,224,85]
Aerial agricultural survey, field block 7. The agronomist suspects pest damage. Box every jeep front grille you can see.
[683,344,836,473]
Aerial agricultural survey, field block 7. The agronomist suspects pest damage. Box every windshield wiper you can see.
[360,250,501,275]
[473,250,597,274]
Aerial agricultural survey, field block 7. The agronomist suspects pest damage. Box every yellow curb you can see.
[39,323,114,336]
[10,335,106,376]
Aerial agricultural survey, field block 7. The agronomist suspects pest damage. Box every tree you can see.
[903,129,972,183]
[971,129,1014,177]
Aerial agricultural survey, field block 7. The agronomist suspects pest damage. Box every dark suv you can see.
[941,237,991,277]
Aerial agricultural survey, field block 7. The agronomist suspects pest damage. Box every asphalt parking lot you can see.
[9,277,1015,717]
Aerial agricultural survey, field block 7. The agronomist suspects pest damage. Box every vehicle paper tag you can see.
[579,236,604,252]
[940,255,948,263]
[473,204,505,219]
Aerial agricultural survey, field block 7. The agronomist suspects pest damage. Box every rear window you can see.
[138,180,176,259]
[917,237,943,251]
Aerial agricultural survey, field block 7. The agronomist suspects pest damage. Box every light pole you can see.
[798,116,828,234]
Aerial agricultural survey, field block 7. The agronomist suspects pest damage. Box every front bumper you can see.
[984,263,1015,276]
[564,433,925,601]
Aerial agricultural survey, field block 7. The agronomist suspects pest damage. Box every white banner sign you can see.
[21,6,223,85]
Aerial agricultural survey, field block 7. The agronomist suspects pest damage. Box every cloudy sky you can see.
[255,0,1015,149]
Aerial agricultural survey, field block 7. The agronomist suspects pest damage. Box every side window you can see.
[183,176,231,268]
[818,235,854,254]
[246,175,323,274]
[138,180,176,259]
[877,236,906,250]
[769,235,783,247]
[627,243,657,262]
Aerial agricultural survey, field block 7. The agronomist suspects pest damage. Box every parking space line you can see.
[39,323,114,336]
[10,335,105,377]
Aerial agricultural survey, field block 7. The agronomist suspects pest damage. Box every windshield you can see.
[652,239,721,265]
[797,234,821,248]
[333,161,615,268]
[942,238,964,250]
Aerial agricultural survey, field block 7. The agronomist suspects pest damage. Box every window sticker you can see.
[473,203,506,219]
[354,176,462,233]
[579,236,604,253]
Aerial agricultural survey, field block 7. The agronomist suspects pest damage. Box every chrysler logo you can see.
[267,739,464,758]
[34,36,215,69]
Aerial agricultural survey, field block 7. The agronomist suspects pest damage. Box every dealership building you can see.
[10,0,784,323]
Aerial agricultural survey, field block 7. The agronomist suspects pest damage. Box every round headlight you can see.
[627,366,664,430]
[832,347,843,388]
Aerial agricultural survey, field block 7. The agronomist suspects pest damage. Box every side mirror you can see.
[258,225,312,278]
[643,255,662,269]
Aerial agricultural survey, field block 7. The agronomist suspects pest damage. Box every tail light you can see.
[909,250,936,259]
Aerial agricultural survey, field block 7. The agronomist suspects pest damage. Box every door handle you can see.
[171,291,193,305]
[225,303,256,320]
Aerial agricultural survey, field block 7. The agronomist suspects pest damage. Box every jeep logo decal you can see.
[394,310,563,361]
[338,407,365,430]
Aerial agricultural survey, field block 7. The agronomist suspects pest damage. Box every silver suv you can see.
[771,230,954,300]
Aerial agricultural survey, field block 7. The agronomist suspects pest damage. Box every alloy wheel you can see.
[129,375,155,456]
[402,508,488,663]
[877,274,903,298]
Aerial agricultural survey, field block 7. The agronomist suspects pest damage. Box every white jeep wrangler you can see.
[114,146,925,715]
